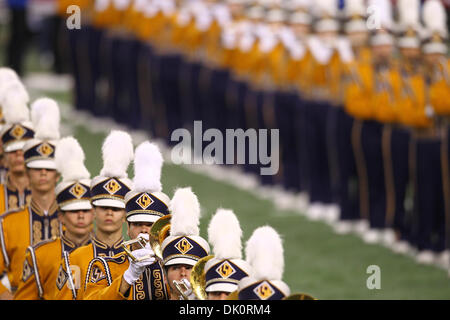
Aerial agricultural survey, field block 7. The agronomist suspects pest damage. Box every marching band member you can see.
[0,97,61,299]
[54,130,134,300]
[420,0,450,269]
[203,208,251,300]
[0,68,21,184]
[0,81,33,214]
[411,0,449,265]
[353,0,396,244]
[386,0,422,252]
[14,137,94,300]
[83,141,170,300]
[160,187,210,300]
[236,225,290,300]
[303,0,337,222]
[0,81,33,296]
[333,0,369,235]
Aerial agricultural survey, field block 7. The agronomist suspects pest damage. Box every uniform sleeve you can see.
[13,249,39,300]
[83,258,130,300]
[0,217,11,295]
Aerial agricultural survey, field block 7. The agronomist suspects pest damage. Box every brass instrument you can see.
[189,255,214,300]
[226,290,239,300]
[283,293,317,300]
[121,236,153,262]
[149,214,172,259]
[173,278,191,300]
[226,290,317,300]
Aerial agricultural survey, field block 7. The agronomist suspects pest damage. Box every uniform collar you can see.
[30,199,59,217]
[93,235,124,251]
[61,232,92,251]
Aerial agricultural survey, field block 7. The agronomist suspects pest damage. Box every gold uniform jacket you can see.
[0,201,59,295]
[0,178,32,214]
[13,235,91,300]
[54,236,124,300]
[83,251,170,300]
[428,58,450,117]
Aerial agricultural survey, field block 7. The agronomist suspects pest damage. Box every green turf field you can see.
[5,32,450,299]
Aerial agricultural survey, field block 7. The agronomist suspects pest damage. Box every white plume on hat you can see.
[313,0,338,17]
[208,208,243,260]
[55,136,90,182]
[368,0,393,30]
[344,0,366,17]
[1,82,30,124]
[398,0,420,29]
[30,97,60,140]
[55,137,91,181]
[100,130,134,178]
[423,0,448,37]
[245,226,284,281]
[132,141,163,193]
[0,68,19,86]
[169,187,201,237]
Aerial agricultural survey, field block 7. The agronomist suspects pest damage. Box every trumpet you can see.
[173,279,191,300]
[121,236,154,262]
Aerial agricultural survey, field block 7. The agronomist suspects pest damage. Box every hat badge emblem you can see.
[103,178,122,195]
[136,193,153,210]
[10,124,26,140]
[69,183,87,199]
[37,142,54,157]
[254,281,275,300]
[175,237,193,254]
[216,260,236,279]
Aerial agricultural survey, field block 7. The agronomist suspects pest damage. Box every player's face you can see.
[207,291,229,300]
[400,47,421,60]
[348,31,368,48]
[4,149,25,173]
[27,168,59,193]
[292,24,310,38]
[127,221,153,240]
[60,209,94,237]
[167,264,193,295]
[94,206,126,234]
[424,52,444,66]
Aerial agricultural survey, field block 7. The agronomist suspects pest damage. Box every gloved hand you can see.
[123,234,155,285]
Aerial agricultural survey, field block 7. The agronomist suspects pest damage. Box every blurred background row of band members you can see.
[3,0,450,267]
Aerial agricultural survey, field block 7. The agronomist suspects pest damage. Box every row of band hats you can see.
[225,0,448,55]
